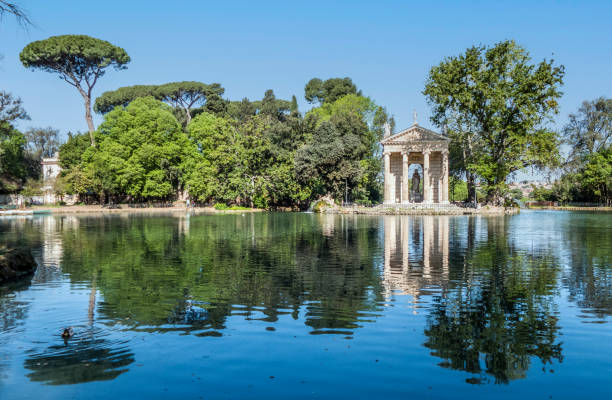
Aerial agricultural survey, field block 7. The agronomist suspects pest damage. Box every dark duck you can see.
[61,327,74,339]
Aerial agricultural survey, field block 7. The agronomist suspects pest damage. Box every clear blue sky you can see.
[1,1,610,151]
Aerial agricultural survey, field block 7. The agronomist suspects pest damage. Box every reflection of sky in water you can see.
[0,212,610,399]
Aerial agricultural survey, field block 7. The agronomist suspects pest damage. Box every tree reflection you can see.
[561,214,612,319]
[56,213,384,336]
[0,279,33,380]
[24,336,134,385]
[423,217,563,384]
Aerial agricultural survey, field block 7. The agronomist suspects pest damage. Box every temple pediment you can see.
[381,124,450,144]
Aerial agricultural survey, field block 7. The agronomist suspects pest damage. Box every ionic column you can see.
[402,152,409,203]
[423,150,431,203]
[442,151,449,203]
[383,152,391,204]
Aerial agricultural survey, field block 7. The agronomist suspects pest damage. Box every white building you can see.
[40,153,76,205]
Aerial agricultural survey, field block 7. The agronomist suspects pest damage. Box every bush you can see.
[355,199,372,206]
[20,179,43,197]
[213,203,250,211]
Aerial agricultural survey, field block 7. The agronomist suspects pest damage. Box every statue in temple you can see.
[411,170,420,193]
[410,170,421,202]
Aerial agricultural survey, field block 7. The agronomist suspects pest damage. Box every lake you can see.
[0,210,610,399]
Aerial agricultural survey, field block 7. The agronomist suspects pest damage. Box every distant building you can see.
[40,153,76,205]
[41,154,62,181]
[40,154,61,204]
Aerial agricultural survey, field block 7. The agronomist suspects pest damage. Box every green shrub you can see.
[214,203,250,211]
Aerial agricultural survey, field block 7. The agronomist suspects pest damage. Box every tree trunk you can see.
[466,173,476,203]
[84,95,96,147]
[184,107,192,125]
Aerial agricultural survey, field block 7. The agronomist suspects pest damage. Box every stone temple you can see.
[381,117,450,204]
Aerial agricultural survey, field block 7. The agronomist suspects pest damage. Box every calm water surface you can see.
[0,211,611,399]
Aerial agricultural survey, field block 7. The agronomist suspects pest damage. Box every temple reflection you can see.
[382,215,449,300]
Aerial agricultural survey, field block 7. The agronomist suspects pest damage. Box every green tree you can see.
[59,132,91,169]
[424,40,564,204]
[20,35,130,145]
[80,97,189,202]
[581,148,612,205]
[0,122,27,192]
[259,89,291,120]
[155,81,224,125]
[0,91,29,123]
[24,126,60,158]
[290,95,299,114]
[295,121,361,201]
[562,97,611,169]
[297,94,386,203]
[227,98,256,122]
[94,85,157,114]
[449,176,468,202]
[529,185,554,202]
[182,112,241,203]
[200,93,228,116]
[0,91,30,192]
[304,77,360,105]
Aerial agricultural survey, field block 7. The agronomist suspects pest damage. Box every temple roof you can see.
[381,123,450,145]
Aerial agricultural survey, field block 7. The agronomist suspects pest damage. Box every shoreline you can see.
[321,204,519,215]
[2,204,609,217]
[4,205,265,215]
[526,206,612,212]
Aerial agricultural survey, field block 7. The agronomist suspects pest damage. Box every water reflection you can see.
[560,213,612,319]
[24,332,134,385]
[55,213,384,337]
[0,279,33,380]
[0,212,610,391]
[382,216,449,300]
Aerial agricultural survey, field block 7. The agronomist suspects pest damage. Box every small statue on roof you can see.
[383,122,391,138]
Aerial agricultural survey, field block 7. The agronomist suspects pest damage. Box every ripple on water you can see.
[22,326,135,385]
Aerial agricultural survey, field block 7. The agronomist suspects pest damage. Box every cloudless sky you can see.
[1,0,611,178]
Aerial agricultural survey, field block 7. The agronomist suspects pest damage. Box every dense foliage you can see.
[549,98,611,205]
[58,81,391,208]
[94,81,225,126]
[424,40,565,204]
[0,91,37,192]
[5,34,609,207]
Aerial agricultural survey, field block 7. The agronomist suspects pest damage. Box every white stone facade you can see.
[381,123,450,204]
[41,154,62,181]
[39,153,76,205]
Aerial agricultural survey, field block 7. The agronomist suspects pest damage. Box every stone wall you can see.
[0,193,77,206]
